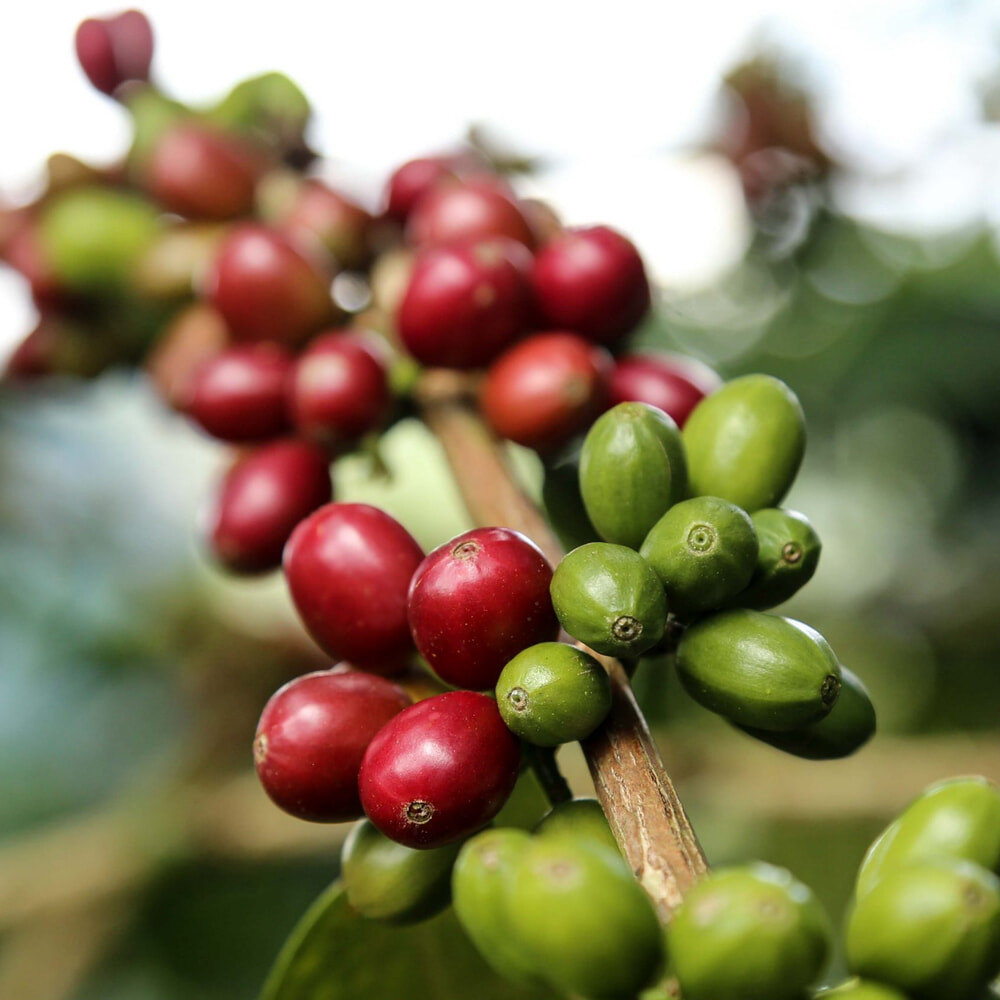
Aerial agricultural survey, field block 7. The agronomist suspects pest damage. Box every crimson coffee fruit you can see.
[408,527,559,689]
[405,177,534,249]
[359,691,521,848]
[145,124,259,220]
[284,503,424,670]
[74,9,154,96]
[277,180,372,270]
[481,332,613,453]
[208,224,333,344]
[384,156,462,222]
[254,669,411,822]
[206,439,331,574]
[185,343,292,442]
[610,352,723,428]
[397,238,531,369]
[288,331,390,446]
[532,225,650,345]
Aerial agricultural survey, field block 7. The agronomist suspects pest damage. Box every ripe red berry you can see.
[278,180,372,270]
[358,691,521,848]
[408,527,559,690]
[207,439,331,574]
[406,178,534,249]
[254,669,411,822]
[283,503,424,670]
[384,156,462,221]
[145,124,259,220]
[532,226,650,345]
[609,352,723,428]
[288,331,390,447]
[397,238,531,370]
[208,224,333,345]
[481,332,613,453]
[74,10,153,97]
[185,343,292,442]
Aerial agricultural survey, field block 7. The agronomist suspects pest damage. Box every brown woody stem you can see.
[415,370,708,921]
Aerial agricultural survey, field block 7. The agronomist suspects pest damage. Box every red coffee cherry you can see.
[288,331,390,447]
[208,224,333,345]
[397,238,531,370]
[74,10,154,97]
[384,156,468,221]
[481,332,613,453]
[609,352,723,428]
[254,669,411,822]
[145,124,259,220]
[406,178,535,249]
[278,180,372,270]
[207,439,331,574]
[185,343,292,442]
[358,691,521,848]
[532,225,650,345]
[408,527,559,690]
[283,503,424,669]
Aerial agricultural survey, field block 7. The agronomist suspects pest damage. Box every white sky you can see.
[1,0,998,351]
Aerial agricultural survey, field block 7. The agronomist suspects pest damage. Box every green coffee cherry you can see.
[815,982,909,1000]
[639,496,758,619]
[733,508,821,610]
[508,837,664,1000]
[857,775,1000,898]
[542,456,600,553]
[846,858,1000,999]
[39,187,160,295]
[676,609,842,731]
[534,798,620,856]
[451,828,540,985]
[496,642,612,747]
[341,818,460,924]
[737,667,875,760]
[683,374,806,512]
[209,71,311,139]
[123,86,191,173]
[668,862,831,1000]
[579,402,688,549]
[551,543,667,658]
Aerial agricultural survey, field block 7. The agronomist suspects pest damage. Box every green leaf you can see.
[260,880,560,1000]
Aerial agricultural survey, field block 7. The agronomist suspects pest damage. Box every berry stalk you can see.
[415,369,708,920]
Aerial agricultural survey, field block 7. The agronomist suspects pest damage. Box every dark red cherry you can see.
[408,527,559,690]
[609,352,723,427]
[481,332,613,453]
[358,691,521,848]
[185,343,292,442]
[384,156,461,221]
[288,331,390,447]
[74,9,153,97]
[254,669,411,822]
[208,224,334,345]
[207,439,331,574]
[406,177,534,249]
[278,180,372,269]
[145,124,259,220]
[283,503,424,669]
[397,238,531,370]
[532,225,650,345]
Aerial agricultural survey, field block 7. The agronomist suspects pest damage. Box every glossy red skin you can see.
[207,439,331,575]
[406,178,534,249]
[481,331,613,453]
[283,503,424,668]
[185,343,293,442]
[358,691,521,848]
[254,669,411,822]
[408,527,559,690]
[532,225,651,345]
[609,352,723,427]
[385,158,458,221]
[208,224,333,345]
[146,125,259,220]
[75,10,153,96]
[288,331,390,446]
[397,238,532,370]
[280,180,372,269]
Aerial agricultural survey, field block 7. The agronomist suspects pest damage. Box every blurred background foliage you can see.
[3,7,1000,1000]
